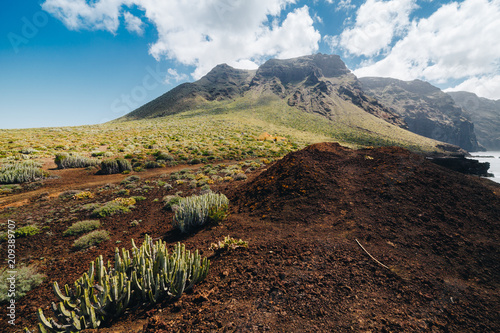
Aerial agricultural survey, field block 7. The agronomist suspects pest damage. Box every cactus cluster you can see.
[173,192,229,233]
[34,235,209,333]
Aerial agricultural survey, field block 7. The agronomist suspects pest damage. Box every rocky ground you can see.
[1,143,499,332]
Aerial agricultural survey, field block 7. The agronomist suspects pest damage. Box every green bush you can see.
[14,224,40,238]
[0,266,45,303]
[63,220,101,236]
[154,151,174,161]
[0,161,48,184]
[210,235,248,252]
[100,159,132,174]
[145,161,161,169]
[163,195,181,211]
[72,230,110,250]
[173,192,229,233]
[91,201,132,218]
[54,153,98,169]
[121,175,140,184]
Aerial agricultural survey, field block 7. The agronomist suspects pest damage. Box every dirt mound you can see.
[233,142,500,279]
[145,142,500,332]
[2,143,499,332]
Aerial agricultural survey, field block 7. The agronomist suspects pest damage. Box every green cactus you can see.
[33,235,209,332]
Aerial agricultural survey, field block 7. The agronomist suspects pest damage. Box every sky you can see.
[1,0,499,129]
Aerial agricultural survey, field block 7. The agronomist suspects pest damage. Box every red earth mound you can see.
[1,143,499,332]
[143,142,500,332]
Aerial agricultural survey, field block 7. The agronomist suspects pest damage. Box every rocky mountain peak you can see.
[252,54,350,87]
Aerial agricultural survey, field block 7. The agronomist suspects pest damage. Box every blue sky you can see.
[1,0,499,129]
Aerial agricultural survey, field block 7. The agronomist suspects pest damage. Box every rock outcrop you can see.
[447,91,500,151]
[360,77,480,151]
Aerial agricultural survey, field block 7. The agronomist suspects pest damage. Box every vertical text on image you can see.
[6,220,17,325]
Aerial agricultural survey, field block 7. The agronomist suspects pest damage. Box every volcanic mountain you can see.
[119,54,461,154]
[359,77,480,152]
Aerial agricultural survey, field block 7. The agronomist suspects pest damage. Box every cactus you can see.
[34,235,209,332]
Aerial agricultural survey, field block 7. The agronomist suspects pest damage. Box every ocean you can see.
[469,151,500,184]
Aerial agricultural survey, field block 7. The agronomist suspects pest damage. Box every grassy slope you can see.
[0,93,446,164]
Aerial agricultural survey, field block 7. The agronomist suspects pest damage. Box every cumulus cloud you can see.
[123,12,144,35]
[338,0,416,57]
[445,75,500,101]
[354,0,500,99]
[165,68,189,84]
[42,0,320,79]
[41,0,124,32]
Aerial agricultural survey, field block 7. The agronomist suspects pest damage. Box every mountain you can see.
[359,77,480,152]
[447,91,500,151]
[120,54,462,154]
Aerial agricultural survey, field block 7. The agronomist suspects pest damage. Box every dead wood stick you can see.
[355,239,390,270]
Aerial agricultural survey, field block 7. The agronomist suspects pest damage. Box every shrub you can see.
[0,161,48,184]
[81,203,101,211]
[131,196,146,202]
[163,195,181,211]
[54,153,98,169]
[37,235,209,332]
[72,230,110,250]
[233,173,248,181]
[73,191,95,200]
[155,151,174,161]
[122,175,140,184]
[91,200,133,218]
[14,224,40,238]
[117,189,130,196]
[63,220,101,236]
[210,235,248,252]
[130,219,141,226]
[173,192,229,233]
[100,159,132,174]
[0,184,22,194]
[145,161,161,169]
[59,190,81,199]
[112,197,136,206]
[0,266,45,303]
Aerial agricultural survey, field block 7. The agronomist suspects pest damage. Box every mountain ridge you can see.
[447,91,500,150]
[359,77,480,151]
[118,54,466,154]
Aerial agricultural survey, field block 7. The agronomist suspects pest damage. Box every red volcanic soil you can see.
[1,142,499,332]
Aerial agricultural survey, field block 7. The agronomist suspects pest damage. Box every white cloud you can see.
[165,68,189,84]
[335,0,356,12]
[42,0,320,79]
[338,0,416,57]
[123,12,144,35]
[445,75,500,100]
[354,0,500,99]
[42,0,125,32]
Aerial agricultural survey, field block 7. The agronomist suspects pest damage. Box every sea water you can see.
[469,151,500,184]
